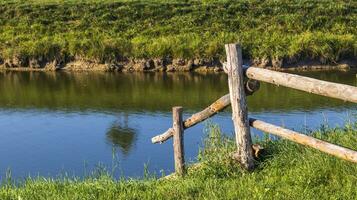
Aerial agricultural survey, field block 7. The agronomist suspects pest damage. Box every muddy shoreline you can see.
[0,57,356,72]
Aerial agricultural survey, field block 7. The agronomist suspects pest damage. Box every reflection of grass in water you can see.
[1,121,357,199]
[0,71,229,111]
[106,121,137,155]
[0,70,356,112]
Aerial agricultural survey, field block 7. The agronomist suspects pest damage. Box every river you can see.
[0,70,356,179]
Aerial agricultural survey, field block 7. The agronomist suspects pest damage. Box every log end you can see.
[151,136,161,144]
[151,128,174,144]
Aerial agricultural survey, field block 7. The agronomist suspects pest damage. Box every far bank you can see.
[1,57,356,72]
[1,0,357,73]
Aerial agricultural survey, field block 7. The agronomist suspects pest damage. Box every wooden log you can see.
[225,43,255,170]
[151,94,230,143]
[172,106,185,176]
[249,118,357,163]
[151,81,260,144]
[245,67,357,103]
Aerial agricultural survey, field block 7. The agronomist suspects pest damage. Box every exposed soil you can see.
[0,56,356,72]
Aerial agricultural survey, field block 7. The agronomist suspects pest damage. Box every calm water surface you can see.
[0,70,356,179]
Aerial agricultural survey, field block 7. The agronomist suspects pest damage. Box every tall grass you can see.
[0,0,356,65]
[1,121,356,199]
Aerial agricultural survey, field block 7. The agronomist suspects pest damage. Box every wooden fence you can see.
[151,43,357,175]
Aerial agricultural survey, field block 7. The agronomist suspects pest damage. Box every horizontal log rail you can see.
[249,118,357,163]
[245,67,357,103]
[154,109,357,163]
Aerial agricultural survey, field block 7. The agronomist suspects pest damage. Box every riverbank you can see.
[1,0,357,72]
[0,57,356,72]
[1,123,356,199]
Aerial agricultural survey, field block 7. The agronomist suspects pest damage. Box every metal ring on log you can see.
[245,79,260,96]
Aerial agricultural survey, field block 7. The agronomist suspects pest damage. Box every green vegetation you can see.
[0,0,357,65]
[1,122,357,199]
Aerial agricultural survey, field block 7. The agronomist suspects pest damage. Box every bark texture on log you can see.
[151,94,231,143]
[249,118,357,163]
[245,67,357,103]
[184,94,231,128]
[173,107,185,176]
[225,43,255,170]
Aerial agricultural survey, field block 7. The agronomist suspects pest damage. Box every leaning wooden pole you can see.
[245,67,357,103]
[249,118,357,163]
[172,106,185,176]
[225,43,255,170]
[152,94,230,143]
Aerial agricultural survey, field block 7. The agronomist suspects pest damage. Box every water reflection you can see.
[0,70,355,113]
[105,114,137,155]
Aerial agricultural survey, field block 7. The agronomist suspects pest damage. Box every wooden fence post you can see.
[173,106,185,176]
[224,43,255,170]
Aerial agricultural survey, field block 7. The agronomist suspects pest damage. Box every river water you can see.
[0,70,356,179]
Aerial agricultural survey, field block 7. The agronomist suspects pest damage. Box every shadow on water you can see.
[105,114,137,156]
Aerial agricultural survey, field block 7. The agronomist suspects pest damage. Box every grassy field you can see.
[0,0,356,65]
[1,122,356,199]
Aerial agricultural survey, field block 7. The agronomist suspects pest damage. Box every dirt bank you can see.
[0,57,356,72]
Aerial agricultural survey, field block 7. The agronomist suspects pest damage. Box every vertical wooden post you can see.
[173,106,185,176]
[224,43,255,170]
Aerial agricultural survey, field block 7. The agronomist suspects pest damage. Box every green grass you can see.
[0,0,357,65]
[1,121,357,199]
